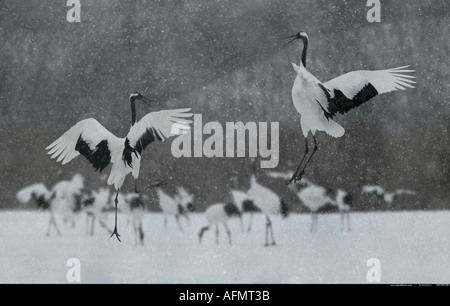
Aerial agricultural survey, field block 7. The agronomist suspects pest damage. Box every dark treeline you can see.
[0,0,448,211]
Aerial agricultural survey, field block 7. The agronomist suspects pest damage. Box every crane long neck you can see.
[301,36,308,68]
[130,98,137,126]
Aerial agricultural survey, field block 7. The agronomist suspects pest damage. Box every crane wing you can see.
[46,118,120,172]
[317,66,415,119]
[177,186,193,204]
[126,108,192,156]
[394,189,417,196]
[231,190,249,206]
[16,183,51,203]
[362,185,385,196]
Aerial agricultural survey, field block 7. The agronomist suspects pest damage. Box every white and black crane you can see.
[176,186,195,225]
[16,183,58,236]
[290,179,353,232]
[362,185,416,208]
[333,189,353,232]
[46,92,192,241]
[198,202,242,245]
[82,187,112,236]
[157,188,188,232]
[49,174,86,228]
[231,189,260,232]
[125,192,147,246]
[283,31,416,185]
[16,174,86,236]
[292,180,335,232]
[247,175,289,246]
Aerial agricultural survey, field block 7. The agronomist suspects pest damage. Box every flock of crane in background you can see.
[16,172,416,247]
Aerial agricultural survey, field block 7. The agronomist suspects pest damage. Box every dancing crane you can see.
[46,92,192,241]
[283,31,415,185]
[362,185,416,207]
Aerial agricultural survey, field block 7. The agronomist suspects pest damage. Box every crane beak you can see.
[140,96,152,106]
[282,33,300,46]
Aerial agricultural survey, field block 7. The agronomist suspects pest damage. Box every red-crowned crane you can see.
[283,31,416,185]
[46,92,192,241]
[124,192,147,246]
[290,179,353,232]
[176,186,195,225]
[198,202,242,245]
[157,189,188,232]
[362,185,416,208]
[16,174,85,236]
[247,175,289,246]
[82,187,112,236]
[16,183,58,236]
[231,189,260,233]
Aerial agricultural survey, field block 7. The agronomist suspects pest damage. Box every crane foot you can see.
[110,227,121,242]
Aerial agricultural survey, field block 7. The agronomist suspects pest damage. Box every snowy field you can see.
[0,210,449,284]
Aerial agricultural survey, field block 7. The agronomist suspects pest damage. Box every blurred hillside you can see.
[0,0,448,211]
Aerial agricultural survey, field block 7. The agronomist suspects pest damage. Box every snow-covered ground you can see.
[0,210,449,284]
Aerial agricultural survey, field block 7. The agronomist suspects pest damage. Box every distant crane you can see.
[16,174,85,236]
[362,185,416,208]
[198,203,242,245]
[292,181,335,232]
[333,189,353,232]
[247,175,289,246]
[157,189,189,232]
[48,174,85,227]
[176,186,195,225]
[231,189,260,232]
[46,92,192,241]
[125,193,147,246]
[283,31,415,185]
[16,183,58,236]
[290,179,353,232]
[82,187,112,236]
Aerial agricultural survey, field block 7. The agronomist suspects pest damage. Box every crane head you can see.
[282,31,308,46]
[130,91,152,105]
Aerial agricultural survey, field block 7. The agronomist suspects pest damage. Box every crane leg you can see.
[47,212,61,236]
[215,224,219,245]
[287,137,309,185]
[294,135,318,183]
[247,213,253,232]
[135,179,168,193]
[150,180,169,188]
[90,215,95,236]
[198,226,209,244]
[85,214,89,235]
[138,223,144,246]
[264,215,276,246]
[110,189,121,242]
[223,222,232,245]
[134,179,139,193]
[175,215,184,232]
[97,216,112,234]
[239,215,244,233]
